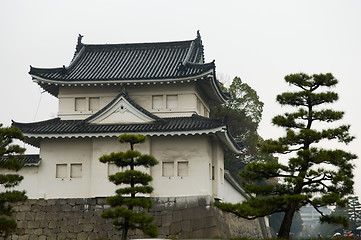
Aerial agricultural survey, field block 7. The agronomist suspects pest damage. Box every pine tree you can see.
[215,73,357,239]
[0,124,28,237]
[99,134,158,240]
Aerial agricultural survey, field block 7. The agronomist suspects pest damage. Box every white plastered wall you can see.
[0,166,39,199]
[90,137,150,197]
[7,133,225,199]
[223,179,247,204]
[36,138,93,199]
[150,135,218,197]
[57,82,211,120]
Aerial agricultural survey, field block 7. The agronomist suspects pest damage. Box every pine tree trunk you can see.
[277,205,296,239]
[122,222,129,240]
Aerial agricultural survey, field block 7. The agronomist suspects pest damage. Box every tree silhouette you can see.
[99,134,158,240]
[215,73,357,239]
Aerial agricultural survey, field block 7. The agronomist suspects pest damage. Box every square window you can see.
[70,163,82,178]
[162,162,174,177]
[152,95,163,109]
[75,98,86,111]
[177,161,188,177]
[166,95,178,109]
[89,97,100,111]
[56,164,67,178]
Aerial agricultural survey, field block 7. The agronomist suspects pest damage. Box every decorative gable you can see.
[85,93,158,124]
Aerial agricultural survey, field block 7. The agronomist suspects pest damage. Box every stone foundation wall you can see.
[9,196,272,240]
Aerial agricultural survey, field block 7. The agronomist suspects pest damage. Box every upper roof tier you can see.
[29,32,227,102]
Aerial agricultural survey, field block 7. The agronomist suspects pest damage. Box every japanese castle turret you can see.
[12,32,245,202]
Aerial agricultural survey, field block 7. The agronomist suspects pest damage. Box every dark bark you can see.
[278,204,297,239]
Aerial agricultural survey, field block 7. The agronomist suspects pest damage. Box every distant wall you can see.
[9,196,272,240]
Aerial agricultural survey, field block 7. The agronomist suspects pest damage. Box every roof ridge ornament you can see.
[76,34,84,52]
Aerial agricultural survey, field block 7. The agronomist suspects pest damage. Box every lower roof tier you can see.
[13,115,242,153]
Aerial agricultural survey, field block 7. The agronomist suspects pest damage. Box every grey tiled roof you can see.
[13,115,226,135]
[29,33,212,82]
[0,154,41,166]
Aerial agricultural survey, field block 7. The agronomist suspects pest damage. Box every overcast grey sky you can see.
[1,0,361,196]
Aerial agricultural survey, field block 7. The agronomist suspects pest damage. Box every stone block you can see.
[198,196,208,206]
[48,220,58,229]
[66,232,77,239]
[178,231,192,239]
[181,208,194,220]
[192,228,206,238]
[36,199,47,206]
[82,223,94,232]
[34,212,45,221]
[153,215,162,226]
[18,235,30,240]
[62,204,72,211]
[57,232,67,240]
[191,217,205,230]
[169,222,181,234]
[24,229,36,235]
[172,210,182,222]
[181,220,192,232]
[67,217,78,226]
[61,224,73,233]
[34,229,43,235]
[39,220,48,228]
[25,212,35,221]
[38,236,46,240]
[19,204,31,212]
[29,235,38,240]
[186,196,199,208]
[16,220,27,229]
[96,197,106,205]
[151,203,164,212]
[16,212,26,221]
[204,226,220,238]
[97,231,108,239]
[161,214,172,226]
[77,232,89,240]
[206,216,217,227]
[157,226,169,236]
[51,204,62,212]
[174,198,187,210]
[27,220,40,229]
[46,199,56,205]
[30,205,42,212]
[47,236,56,240]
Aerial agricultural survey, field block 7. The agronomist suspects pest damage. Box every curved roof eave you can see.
[31,69,227,104]
[20,126,241,154]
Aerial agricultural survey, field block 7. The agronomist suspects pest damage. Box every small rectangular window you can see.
[75,98,86,111]
[70,163,82,178]
[152,95,163,109]
[166,95,178,109]
[212,166,215,180]
[177,161,188,177]
[56,164,67,178]
[89,97,100,111]
[162,162,174,177]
